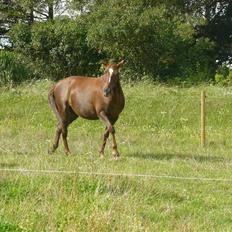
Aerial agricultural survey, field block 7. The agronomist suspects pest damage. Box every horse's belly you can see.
[79,110,98,120]
[72,103,98,120]
[70,94,98,120]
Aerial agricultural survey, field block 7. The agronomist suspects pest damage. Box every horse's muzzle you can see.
[103,87,111,97]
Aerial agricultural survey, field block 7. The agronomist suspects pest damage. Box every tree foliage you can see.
[0,50,35,85]
[0,0,69,48]
[9,17,104,79]
[87,0,216,80]
[0,0,231,84]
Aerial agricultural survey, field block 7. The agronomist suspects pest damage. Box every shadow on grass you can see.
[0,162,18,168]
[129,152,229,163]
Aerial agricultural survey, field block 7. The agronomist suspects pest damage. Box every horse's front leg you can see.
[99,127,109,158]
[111,130,120,159]
[98,111,120,159]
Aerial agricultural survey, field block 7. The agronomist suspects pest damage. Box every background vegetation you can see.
[0,0,232,84]
[1,1,232,230]
[1,81,232,231]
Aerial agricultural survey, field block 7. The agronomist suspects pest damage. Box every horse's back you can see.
[53,76,98,99]
[53,76,100,119]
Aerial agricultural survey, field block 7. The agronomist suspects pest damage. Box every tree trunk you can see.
[29,7,34,25]
[48,3,54,20]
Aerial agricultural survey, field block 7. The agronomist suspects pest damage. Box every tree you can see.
[2,0,230,83]
[177,0,232,65]
[196,0,232,65]
[9,17,104,79]
[0,0,27,48]
[86,0,216,80]
[0,0,70,48]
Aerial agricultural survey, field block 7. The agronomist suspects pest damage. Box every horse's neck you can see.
[100,73,109,82]
[112,82,124,99]
[115,81,123,92]
[99,75,123,95]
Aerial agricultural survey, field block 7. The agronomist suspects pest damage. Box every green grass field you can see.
[1,80,232,231]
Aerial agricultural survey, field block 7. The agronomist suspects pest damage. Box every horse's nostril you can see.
[103,87,111,96]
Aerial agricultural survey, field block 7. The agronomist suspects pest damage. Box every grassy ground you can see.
[1,80,232,231]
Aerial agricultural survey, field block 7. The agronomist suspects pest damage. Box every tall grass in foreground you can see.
[1,80,232,231]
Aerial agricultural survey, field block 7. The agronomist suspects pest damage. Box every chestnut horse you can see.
[48,60,125,158]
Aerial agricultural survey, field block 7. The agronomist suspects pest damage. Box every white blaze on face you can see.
[109,68,113,83]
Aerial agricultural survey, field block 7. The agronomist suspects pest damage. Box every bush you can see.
[0,51,35,86]
[7,2,218,83]
[9,18,104,80]
[86,0,216,81]
[87,1,174,80]
[215,65,232,85]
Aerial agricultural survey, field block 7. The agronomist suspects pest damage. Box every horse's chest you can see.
[107,93,125,115]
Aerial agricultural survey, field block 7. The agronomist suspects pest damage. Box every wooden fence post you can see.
[201,91,206,146]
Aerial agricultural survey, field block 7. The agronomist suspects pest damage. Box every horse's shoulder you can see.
[67,76,99,84]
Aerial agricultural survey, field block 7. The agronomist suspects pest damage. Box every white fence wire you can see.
[1,168,232,182]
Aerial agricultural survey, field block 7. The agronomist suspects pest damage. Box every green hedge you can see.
[9,19,104,80]
[0,50,35,86]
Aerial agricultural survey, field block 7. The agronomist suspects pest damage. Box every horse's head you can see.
[102,60,125,97]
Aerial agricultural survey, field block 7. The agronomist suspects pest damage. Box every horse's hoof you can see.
[99,152,104,159]
[113,156,120,160]
[48,148,54,155]
[65,151,71,156]
[112,152,120,160]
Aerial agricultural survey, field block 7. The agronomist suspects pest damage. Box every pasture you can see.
[1,80,232,231]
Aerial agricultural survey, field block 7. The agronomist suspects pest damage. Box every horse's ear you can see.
[117,60,125,70]
[102,63,109,70]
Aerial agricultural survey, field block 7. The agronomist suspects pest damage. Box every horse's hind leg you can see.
[49,123,62,154]
[61,122,70,155]
[49,120,74,155]
[61,108,77,155]
[99,127,110,158]
[49,105,77,155]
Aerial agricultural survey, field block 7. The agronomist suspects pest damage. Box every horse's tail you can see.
[48,86,62,124]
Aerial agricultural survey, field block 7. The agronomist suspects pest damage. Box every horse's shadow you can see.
[0,162,18,168]
[128,152,228,163]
